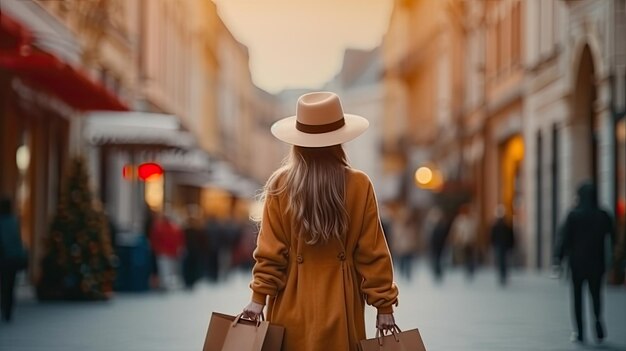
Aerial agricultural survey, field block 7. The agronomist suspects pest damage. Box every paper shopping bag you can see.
[359,325,426,351]
[202,312,284,351]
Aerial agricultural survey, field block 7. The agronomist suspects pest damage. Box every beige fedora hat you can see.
[271,92,369,147]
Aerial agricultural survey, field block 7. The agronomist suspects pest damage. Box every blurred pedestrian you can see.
[219,196,242,279]
[490,205,515,286]
[379,202,394,249]
[390,206,418,281]
[204,214,221,282]
[242,92,398,351]
[143,203,159,289]
[450,204,478,279]
[232,219,257,271]
[182,206,206,289]
[0,197,27,322]
[429,208,450,282]
[553,182,615,344]
[150,212,185,290]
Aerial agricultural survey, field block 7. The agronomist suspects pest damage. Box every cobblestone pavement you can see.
[1,265,625,351]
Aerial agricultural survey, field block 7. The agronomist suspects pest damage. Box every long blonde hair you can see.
[260,145,350,245]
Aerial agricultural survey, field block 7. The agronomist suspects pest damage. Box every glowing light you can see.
[145,175,164,211]
[415,167,433,185]
[122,165,134,180]
[415,165,445,191]
[138,163,163,181]
[16,145,30,172]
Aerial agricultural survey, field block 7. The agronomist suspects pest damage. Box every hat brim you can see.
[271,114,369,148]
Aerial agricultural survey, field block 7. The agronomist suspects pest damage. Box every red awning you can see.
[0,14,128,111]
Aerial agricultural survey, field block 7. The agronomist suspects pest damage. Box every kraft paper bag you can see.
[359,326,426,351]
[202,312,284,351]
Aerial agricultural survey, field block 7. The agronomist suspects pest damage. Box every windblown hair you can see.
[259,145,350,245]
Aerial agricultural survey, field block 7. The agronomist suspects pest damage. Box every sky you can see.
[212,0,394,94]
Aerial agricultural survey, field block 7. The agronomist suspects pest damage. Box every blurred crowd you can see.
[123,185,625,292]
[382,200,516,285]
[113,193,520,293]
[138,197,258,291]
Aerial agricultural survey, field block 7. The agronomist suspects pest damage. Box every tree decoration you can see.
[38,157,116,300]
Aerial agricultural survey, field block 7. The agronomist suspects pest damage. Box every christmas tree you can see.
[38,157,116,300]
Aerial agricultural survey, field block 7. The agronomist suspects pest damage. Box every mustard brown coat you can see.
[250,169,399,351]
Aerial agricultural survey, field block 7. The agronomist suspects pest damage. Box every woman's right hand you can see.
[242,301,265,321]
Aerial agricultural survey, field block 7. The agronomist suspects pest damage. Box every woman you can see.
[242,92,399,351]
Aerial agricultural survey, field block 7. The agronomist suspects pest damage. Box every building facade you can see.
[249,86,286,184]
[85,0,264,232]
[524,0,626,270]
[0,0,131,280]
[382,0,469,227]
[324,48,388,198]
[1,0,267,282]
[472,0,526,260]
[383,0,626,270]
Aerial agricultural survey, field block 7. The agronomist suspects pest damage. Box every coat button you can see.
[338,252,346,261]
[296,255,303,264]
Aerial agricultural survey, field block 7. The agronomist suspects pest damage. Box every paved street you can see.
[1,265,625,351]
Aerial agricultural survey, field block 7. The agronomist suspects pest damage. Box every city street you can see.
[1,266,625,351]
[2,1,626,350]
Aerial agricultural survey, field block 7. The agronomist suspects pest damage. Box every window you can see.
[539,0,554,57]
[99,67,109,86]
[512,2,521,66]
[487,20,497,81]
[496,18,502,75]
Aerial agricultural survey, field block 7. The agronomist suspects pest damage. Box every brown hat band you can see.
[296,118,345,134]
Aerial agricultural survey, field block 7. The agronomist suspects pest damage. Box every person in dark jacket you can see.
[430,210,451,282]
[0,197,27,322]
[554,182,615,344]
[182,210,207,289]
[490,205,515,286]
[204,214,221,282]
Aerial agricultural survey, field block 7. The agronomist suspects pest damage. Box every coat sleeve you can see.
[354,181,399,314]
[250,195,289,305]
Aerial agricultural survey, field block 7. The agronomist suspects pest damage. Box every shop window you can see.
[512,2,521,66]
[145,173,164,212]
[500,135,525,222]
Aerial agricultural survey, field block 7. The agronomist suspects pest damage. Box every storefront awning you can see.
[0,13,128,111]
[159,149,212,173]
[85,112,195,151]
[159,149,213,188]
[204,161,261,198]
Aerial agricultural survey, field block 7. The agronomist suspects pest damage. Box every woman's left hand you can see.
[376,313,396,332]
[242,301,265,321]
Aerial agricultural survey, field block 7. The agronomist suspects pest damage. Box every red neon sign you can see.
[137,163,163,181]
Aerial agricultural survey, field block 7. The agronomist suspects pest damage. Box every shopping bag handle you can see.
[232,313,265,329]
[375,324,402,346]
